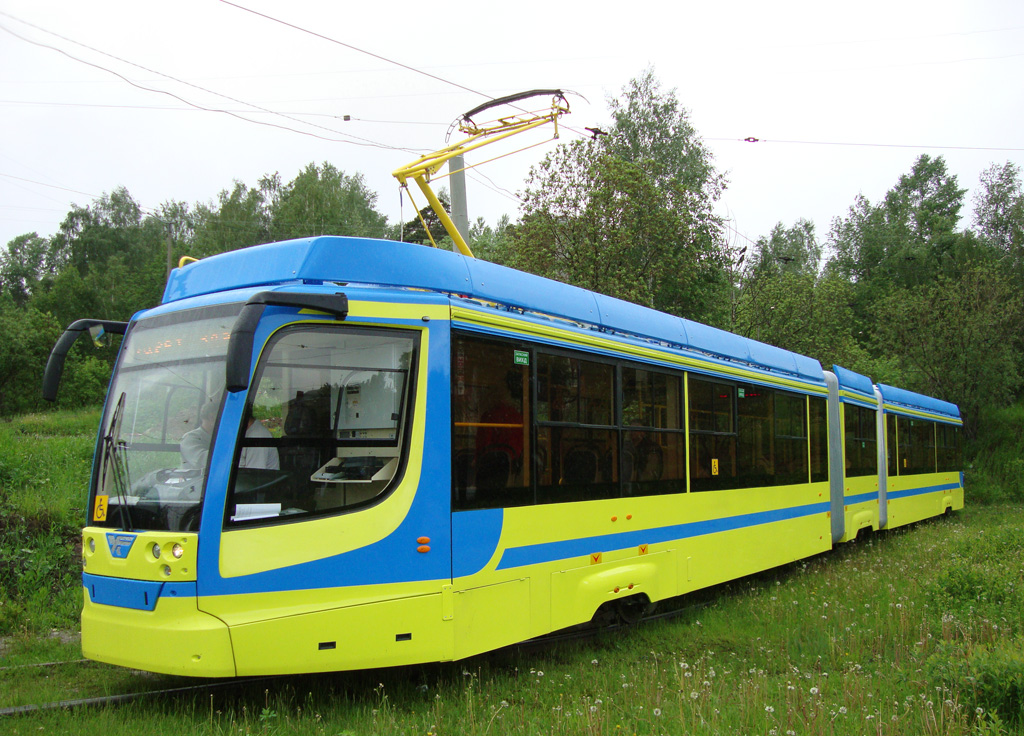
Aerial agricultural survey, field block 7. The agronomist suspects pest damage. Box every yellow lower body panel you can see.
[886,473,963,530]
[453,579,532,660]
[840,501,880,543]
[550,550,675,632]
[228,593,454,676]
[82,589,235,677]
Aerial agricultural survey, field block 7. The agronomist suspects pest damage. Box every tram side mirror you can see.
[88,324,110,348]
[225,291,349,393]
[42,319,129,402]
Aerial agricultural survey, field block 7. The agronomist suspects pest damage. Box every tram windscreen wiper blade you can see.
[100,393,133,532]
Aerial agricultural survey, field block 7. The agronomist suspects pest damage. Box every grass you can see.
[0,409,99,637]
[2,410,1023,734]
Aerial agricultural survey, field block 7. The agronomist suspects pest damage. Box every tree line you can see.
[2,71,1022,449]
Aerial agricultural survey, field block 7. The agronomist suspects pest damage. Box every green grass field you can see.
[2,410,1022,734]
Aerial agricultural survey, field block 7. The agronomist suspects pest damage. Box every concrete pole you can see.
[449,154,470,251]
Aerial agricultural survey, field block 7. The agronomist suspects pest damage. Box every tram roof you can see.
[164,236,825,384]
[876,383,961,421]
[832,364,876,400]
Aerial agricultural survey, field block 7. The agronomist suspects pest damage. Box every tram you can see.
[43,235,963,677]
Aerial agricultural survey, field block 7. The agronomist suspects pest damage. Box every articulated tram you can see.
[44,236,964,677]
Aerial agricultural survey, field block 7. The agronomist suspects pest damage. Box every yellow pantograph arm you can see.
[392,90,570,259]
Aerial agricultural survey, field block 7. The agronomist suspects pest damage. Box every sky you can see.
[1,0,1022,256]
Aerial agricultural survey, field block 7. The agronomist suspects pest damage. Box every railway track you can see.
[1,592,711,717]
[0,670,284,717]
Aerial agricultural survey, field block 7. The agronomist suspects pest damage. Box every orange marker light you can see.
[417,537,430,545]
[417,545,430,553]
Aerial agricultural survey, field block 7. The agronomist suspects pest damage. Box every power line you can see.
[0,98,449,128]
[0,12,413,153]
[219,0,492,100]
[717,136,1024,153]
[0,172,99,198]
[218,2,593,141]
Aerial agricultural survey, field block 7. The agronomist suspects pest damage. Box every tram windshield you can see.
[89,303,241,532]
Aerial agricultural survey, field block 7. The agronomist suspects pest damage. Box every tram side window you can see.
[691,379,813,491]
[735,385,772,486]
[896,416,936,475]
[450,335,531,510]
[809,397,829,483]
[226,326,417,526]
[689,378,738,491]
[621,367,685,496]
[536,354,617,504]
[936,423,963,472]
[886,414,898,477]
[774,391,809,485]
[844,404,878,477]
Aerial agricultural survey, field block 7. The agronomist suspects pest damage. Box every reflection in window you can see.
[537,354,613,425]
[936,423,963,472]
[536,426,618,504]
[844,404,878,477]
[691,378,812,491]
[736,385,771,486]
[887,414,898,477]
[226,326,416,526]
[451,335,531,510]
[809,397,829,483]
[895,416,936,475]
[689,378,737,491]
[774,391,809,485]
[621,367,685,496]
[536,354,616,504]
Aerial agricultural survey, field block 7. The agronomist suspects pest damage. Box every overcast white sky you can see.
[1,0,1022,255]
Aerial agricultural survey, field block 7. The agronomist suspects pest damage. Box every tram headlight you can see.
[171,543,184,559]
[87,538,95,554]
[162,565,172,577]
[152,543,162,559]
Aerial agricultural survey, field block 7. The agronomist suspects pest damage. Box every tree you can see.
[391,188,453,247]
[510,71,730,326]
[190,180,273,258]
[0,298,62,414]
[269,163,388,242]
[973,161,1024,285]
[0,233,50,306]
[48,187,158,276]
[468,214,513,263]
[828,155,973,292]
[733,269,878,376]
[742,219,820,282]
[873,264,1023,439]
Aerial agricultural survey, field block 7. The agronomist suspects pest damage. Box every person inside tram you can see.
[475,370,525,490]
[181,401,219,470]
[181,401,280,470]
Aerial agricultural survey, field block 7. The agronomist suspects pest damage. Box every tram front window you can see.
[89,304,240,533]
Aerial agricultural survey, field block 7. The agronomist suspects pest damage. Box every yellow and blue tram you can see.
[43,236,964,677]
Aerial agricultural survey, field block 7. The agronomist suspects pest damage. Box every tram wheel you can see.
[616,595,653,625]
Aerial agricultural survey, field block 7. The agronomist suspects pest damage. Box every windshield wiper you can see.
[100,392,133,531]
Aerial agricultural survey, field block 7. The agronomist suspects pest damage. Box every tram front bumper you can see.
[82,582,235,677]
